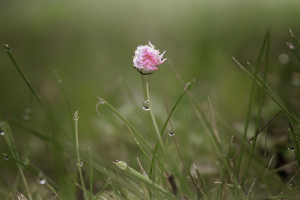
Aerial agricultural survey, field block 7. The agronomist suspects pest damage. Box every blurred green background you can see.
[1,0,300,197]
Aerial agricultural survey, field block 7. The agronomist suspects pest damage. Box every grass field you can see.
[1,1,300,199]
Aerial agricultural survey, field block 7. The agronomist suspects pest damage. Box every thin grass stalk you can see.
[286,119,300,167]
[146,83,192,197]
[126,124,165,176]
[230,109,282,163]
[194,165,213,200]
[235,28,270,178]
[192,99,242,197]
[236,60,299,124]
[1,122,33,200]
[74,111,89,200]
[2,153,63,200]
[241,33,270,187]
[217,136,234,199]
[3,45,75,146]
[146,83,165,156]
[149,81,192,181]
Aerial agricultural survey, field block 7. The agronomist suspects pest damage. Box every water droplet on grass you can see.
[4,44,12,52]
[53,70,62,83]
[143,100,150,111]
[4,156,9,160]
[287,139,295,151]
[38,178,46,185]
[169,128,175,136]
[107,177,113,184]
[0,131,4,136]
[76,161,83,167]
[73,111,79,121]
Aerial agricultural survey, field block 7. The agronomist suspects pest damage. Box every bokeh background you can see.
[1,0,300,198]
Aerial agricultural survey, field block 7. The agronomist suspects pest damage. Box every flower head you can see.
[133,41,166,75]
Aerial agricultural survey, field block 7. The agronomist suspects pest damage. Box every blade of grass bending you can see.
[241,32,270,187]
[74,111,89,200]
[1,121,33,200]
[115,161,175,199]
[145,84,193,197]
[235,27,270,179]
[149,81,193,181]
[162,93,201,198]
[95,96,152,153]
[3,45,75,146]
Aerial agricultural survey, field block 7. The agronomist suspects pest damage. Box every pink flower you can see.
[133,41,166,75]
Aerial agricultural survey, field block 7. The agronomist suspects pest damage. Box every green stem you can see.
[74,111,89,200]
[235,28,270,178]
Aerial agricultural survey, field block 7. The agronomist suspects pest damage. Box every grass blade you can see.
[241,33,270,186]
[74,111,89,200]
[235,27,271,179]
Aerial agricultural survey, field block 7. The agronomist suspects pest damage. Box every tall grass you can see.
[2,27,300,200]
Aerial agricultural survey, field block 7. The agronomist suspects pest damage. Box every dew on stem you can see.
[169,128,175,136]
[73,112,79,121]
[287,139,295,151]
[143,100,150,111]
[53,70,62,83]
[22,108,31,120]
[3,44,12,52]
[76,161,83,167]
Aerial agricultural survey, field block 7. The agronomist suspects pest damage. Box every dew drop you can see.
[250,139,253,144]
[0,131,4,136]
[4,44,12,52]
[76,161,83,167]
[143,100,150,111]
[169,128,175,136]
[98,98,105,104]
[4,156,9,160]
[287,139,295,151]
[107,177,113,184]
[38,178,47,185]
[73,112,79,121]
[53,70,62,84]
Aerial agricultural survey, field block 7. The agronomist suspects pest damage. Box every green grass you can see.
[2,17,300,200]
